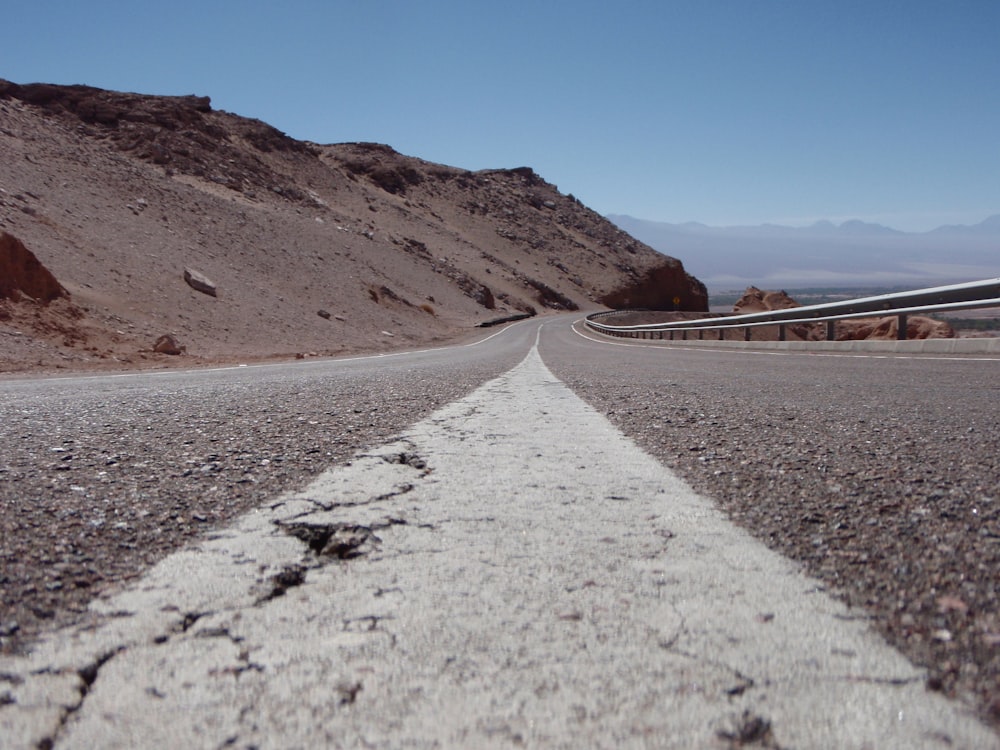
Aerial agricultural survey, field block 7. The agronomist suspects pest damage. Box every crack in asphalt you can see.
[253,564,308,604]
[285,483,419,514]
[32,648,122,750]
[0,441,435,748]
[716,709,783,749]
[276,521,383,559]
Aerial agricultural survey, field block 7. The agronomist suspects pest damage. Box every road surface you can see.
[2,316,998,748]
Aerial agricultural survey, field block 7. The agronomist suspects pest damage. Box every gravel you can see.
[547,344,1000,729]
[0,346,521,651]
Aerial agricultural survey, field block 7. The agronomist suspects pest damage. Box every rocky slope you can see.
[0,80,706,372]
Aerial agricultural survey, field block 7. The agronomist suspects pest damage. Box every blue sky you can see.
[3,1,998,231]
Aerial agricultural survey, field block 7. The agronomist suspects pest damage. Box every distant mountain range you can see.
[609,214,1000,292]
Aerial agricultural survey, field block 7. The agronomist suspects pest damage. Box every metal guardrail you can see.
[585,278,1000,343]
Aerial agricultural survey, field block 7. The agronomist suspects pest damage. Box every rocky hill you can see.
[0,80,706,372]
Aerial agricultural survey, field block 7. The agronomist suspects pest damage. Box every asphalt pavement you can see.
[2,322,996,749]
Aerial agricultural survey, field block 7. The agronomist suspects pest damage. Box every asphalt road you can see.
[2,315,999,748]
[0,324,534,643]
[545,318,1000,731]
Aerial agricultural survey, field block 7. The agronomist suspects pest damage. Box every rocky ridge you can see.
[0,80,706,372]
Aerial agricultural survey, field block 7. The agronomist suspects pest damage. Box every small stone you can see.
[183,267,218,297]
[936,595,968,614]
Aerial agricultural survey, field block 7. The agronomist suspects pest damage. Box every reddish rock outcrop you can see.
[153,334,186,355]
[731,287,956,341]
[733,287,799,314]
[600,260,708,311]
[837,316,955,341]
[0,232,66,303]
[0,79,309,203]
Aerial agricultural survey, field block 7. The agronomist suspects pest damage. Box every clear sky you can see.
[3,1,998,232]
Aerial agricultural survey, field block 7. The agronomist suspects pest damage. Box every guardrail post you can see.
[682,330,687,341]
[744,327,751,342]
[826,320,835,341]
[699,329,704,340]
[779,324,786,342]
[719,329,724,341]
[898,314,907,340]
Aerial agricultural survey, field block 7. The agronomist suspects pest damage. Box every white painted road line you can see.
[1,344,996,748]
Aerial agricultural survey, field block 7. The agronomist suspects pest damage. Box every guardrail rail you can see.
[585,278,1000,343]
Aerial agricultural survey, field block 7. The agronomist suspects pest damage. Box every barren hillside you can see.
[0,80,706,372]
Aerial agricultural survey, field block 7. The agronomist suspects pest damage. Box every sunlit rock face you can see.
[600,260,708,311]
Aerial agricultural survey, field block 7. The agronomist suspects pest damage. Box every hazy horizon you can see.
[610,213,1000,293]
[610,212,1000,234]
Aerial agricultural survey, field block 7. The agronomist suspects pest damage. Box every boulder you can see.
[153,334,185,355]
[183,267,217,297]
[733,287,799,314]
[475,284,497,310]
[0,232,67,303]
